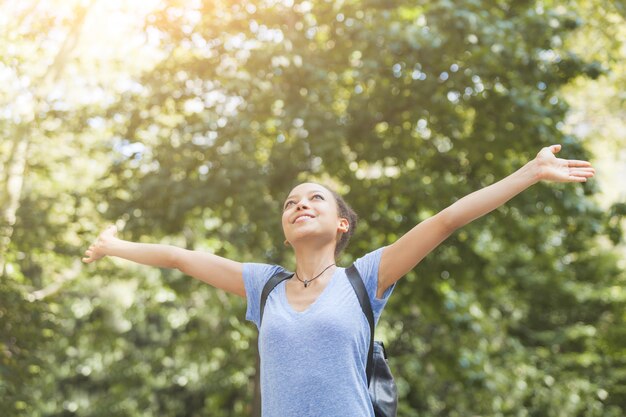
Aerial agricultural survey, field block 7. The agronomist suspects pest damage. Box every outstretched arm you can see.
[376,144,595,298]
[82,226,245,297]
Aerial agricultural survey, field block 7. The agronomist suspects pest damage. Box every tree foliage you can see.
[1,0,624,416]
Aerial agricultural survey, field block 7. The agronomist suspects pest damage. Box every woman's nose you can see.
[296,200,309,210]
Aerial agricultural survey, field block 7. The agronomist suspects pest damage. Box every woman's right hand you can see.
[82,225,118,263]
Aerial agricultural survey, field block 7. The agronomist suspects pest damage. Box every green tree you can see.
[1,0,623,416]
[94,0,624,415]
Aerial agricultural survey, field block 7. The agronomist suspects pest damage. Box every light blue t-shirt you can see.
[242,246,396,417]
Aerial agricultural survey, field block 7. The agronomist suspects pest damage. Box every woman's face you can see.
[281,182,348,246]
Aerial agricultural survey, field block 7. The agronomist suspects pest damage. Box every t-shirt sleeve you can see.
[242,262,285,329]
[353,245,396,326]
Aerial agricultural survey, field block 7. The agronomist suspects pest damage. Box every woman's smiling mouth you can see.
[293,214,315,223]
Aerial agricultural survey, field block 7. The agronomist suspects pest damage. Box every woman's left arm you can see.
[376,144,595,298]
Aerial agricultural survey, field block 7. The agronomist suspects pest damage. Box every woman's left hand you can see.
[534,144,595,183]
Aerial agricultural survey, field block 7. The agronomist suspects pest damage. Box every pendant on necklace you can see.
[304,280,310,288]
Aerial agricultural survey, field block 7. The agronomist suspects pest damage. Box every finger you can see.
[570,169,595,177]
[550,144,562,154]
[567,160,592,167]
[82,257,91,263]
[570,171,593,180]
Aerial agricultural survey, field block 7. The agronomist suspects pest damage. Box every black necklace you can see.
[295,263,336,288]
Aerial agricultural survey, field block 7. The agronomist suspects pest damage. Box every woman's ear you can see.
[338,218,349,233]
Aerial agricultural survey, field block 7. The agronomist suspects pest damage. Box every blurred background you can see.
[1,0,625,416]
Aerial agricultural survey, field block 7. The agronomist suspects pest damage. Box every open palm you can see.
[82,225,118,263]
[535,144,595,183]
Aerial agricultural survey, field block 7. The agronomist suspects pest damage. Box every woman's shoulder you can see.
[352,246,386,270]
[243,261,290,284]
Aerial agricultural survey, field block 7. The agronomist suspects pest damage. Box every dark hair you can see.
[325,187,358,258]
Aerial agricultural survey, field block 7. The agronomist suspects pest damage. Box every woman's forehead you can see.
[286,182,330,198]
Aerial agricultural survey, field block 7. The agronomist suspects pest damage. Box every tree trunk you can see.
[0,133,29,276]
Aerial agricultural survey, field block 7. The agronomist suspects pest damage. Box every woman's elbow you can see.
[169,246,186,271]
[437,209,460,234]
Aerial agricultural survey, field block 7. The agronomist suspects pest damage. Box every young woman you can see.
[83,144,595,417]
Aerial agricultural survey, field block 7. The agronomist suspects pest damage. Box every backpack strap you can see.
[259,270,293,326]
[346,264,376,386]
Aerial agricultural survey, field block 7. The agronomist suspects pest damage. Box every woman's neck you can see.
[292,241,337,279]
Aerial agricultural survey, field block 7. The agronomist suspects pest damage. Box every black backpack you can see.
[259,265,398,417]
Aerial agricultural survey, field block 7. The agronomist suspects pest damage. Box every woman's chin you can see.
[287,233,335,247]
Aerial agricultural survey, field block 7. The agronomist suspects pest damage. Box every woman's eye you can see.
[313,194,324,200]
[284,201,294,209]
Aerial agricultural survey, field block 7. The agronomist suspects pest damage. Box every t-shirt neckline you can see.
[281,266,342,315]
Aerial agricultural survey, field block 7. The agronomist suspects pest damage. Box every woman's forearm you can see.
[104,238,181,269]
[443,159,541,230]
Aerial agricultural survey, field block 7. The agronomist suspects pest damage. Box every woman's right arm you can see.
[82,225,245,298]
